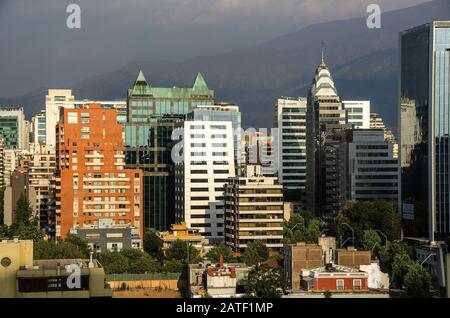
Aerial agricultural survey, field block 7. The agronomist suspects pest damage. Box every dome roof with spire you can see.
[310,49,338,97]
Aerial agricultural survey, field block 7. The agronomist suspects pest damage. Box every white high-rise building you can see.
[45,89,76,148]
[174,121,235,243]
[274,97,307,191]
[32,111,46,147]
[343,101,371,129]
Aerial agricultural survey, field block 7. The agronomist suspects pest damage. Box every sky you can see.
[0,0,430,97]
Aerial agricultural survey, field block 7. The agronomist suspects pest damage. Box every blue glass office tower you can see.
[400,21,450,241]
[124,71,214,230]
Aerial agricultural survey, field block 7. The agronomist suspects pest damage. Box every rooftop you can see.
[16,259,103,278]
[129,70,214,99]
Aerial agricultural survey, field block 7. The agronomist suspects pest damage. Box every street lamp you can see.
[420,253,436,266]
[290,223,300,231]
[375,229,388,247]
[317,217,328,227]
[340,238,352,248]
[342,223,355,246]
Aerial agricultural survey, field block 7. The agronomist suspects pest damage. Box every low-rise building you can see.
[360,262,390,290]
[301,264,369,292]
[159,222,205,255]
[0,239,112,298]
[284,243,323,290]
[335,247,372,269]
[70,218,142,253]
[188,260,249,298]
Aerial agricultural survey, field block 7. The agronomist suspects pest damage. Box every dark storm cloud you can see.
[0,0,430,96]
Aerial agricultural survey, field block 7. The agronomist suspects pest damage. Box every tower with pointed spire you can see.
[124,70,214,230]
[306,49,348,216]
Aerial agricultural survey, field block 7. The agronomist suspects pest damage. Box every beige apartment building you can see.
[28,144,56,236]
[224,164,284,252]
[0,239,112,298]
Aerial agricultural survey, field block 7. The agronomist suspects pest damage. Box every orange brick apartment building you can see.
[55,104,143,239]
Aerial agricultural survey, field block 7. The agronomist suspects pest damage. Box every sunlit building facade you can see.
[124,71,214,230]
[400,21,450,240]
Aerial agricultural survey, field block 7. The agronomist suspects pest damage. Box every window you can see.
[353,279,362,290]
[211,125,226,130]
[191,214,210,219]
[212,143,227,148]
[336,279,344,291]
[191,143,206,148]
[68,112,78,124]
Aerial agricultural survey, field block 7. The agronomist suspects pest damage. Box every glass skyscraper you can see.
[0,107,25,149]
[125,71,214,230]
[400,21,450,241]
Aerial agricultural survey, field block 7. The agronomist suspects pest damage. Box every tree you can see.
[205,243,234,263]
[404,262,431,298]
[8,194,45,242]
[391,253,412,288]
[166,240,201,264]
[65,234,90,258]
[97,250,129,274]
[14,193,33,226]
[337,200,401,248]
[143,229,164,261]
[362,230,381,253]
[121,248,161,273]
[162,259,185,273]
[34,240,86,259]
[15,217,45,242]
[0,224,8,238]
[242,241,269,266]
[304,218,322,244]
[282,213,325,244]
[282,214,306,244]
[244,264,284,298]
[379,242,411,275]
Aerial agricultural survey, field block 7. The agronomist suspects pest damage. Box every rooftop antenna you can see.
[320,41,325,65]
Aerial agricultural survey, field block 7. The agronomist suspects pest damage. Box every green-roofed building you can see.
[124,71,214,230]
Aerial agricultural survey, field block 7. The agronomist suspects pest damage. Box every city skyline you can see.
[1,2,450,301]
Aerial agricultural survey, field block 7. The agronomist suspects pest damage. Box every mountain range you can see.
[1,0,450,131]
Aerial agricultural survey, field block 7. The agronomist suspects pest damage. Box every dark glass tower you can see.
[125,71,214,230]
[400,21,450,241]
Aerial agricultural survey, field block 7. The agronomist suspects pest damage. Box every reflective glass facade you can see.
[400,22,450,239]
[0,117,20,149]
[125,71,214,230]
[0,107,24,149]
